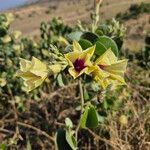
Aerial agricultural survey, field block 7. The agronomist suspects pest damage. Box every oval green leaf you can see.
[79,107,89,129]
[66,129,77,150]
[97,36,119,56]
[56,129,72,150]
[86,106,99,128]
[81,32,99,43]
[95,41,107,56]
[67,31,83,42]
[80,105,99,129]
[78,39,92,50]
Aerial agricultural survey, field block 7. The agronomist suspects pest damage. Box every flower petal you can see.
[64,52,80,67]
[108,73,126,84]
[68,67,79,79]
[20,58,32,72]
[84,45,95,65]
[95,48,117,65]
[73,41,82,52]
[30,57,48,76]
[105,59,128,72]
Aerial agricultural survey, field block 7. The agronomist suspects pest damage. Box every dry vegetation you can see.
[0,0,150,150]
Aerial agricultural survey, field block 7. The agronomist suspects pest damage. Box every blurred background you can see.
[1,0,149,51]
[0,0,149,149]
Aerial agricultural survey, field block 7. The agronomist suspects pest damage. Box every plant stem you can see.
[75,78,84,140]
[79,79,84,114]
[92,0,103,32]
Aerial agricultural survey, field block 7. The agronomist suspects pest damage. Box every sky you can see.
[0,0,30,11]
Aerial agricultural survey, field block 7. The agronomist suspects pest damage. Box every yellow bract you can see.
[92,48,128,89]
[17,57,48,92]
[64,41,95,79]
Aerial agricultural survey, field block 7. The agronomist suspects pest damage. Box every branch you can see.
[17,121,55,143]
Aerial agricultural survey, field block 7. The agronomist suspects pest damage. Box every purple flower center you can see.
[73,59,86,72]
[99,65,106,70]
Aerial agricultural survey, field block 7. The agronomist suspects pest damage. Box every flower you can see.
[17,57,48,92]
[64,41,95,79]
[92,48,128,89]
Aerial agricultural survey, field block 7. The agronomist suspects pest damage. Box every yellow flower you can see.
[92,48,128,89]
[64,41,95,79]
[17,57,48,92]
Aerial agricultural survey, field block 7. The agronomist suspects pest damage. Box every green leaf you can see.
[0,27,7,37]
[57,74,64,87]
[81,32,99,43]
[103,100,108,110]
[64,45,72,53]
[86,106,99,128]
[97,114,105,123]
[80,105,99,129]
[91,81,100,92]
[66,129,77,150]
[83,88,90,101]
[97,36,119,56]
[79,107,89,128]
[95,29,104,36]
[56,129,72,150]
[65,118,73,128]
[96,24,109,35]
[67,31,83,41]
[78,39,92,50]
[0,144,7,150]
[26,139,32,150]
[95,41,107,56]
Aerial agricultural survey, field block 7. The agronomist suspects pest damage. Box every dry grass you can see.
[0,61,149,149]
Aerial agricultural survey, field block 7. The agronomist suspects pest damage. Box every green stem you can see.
[75,78,84,140]
[79,79,84,114]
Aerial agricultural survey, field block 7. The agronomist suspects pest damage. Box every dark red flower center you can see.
[99,65,106,70]
[73,59,86,72]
